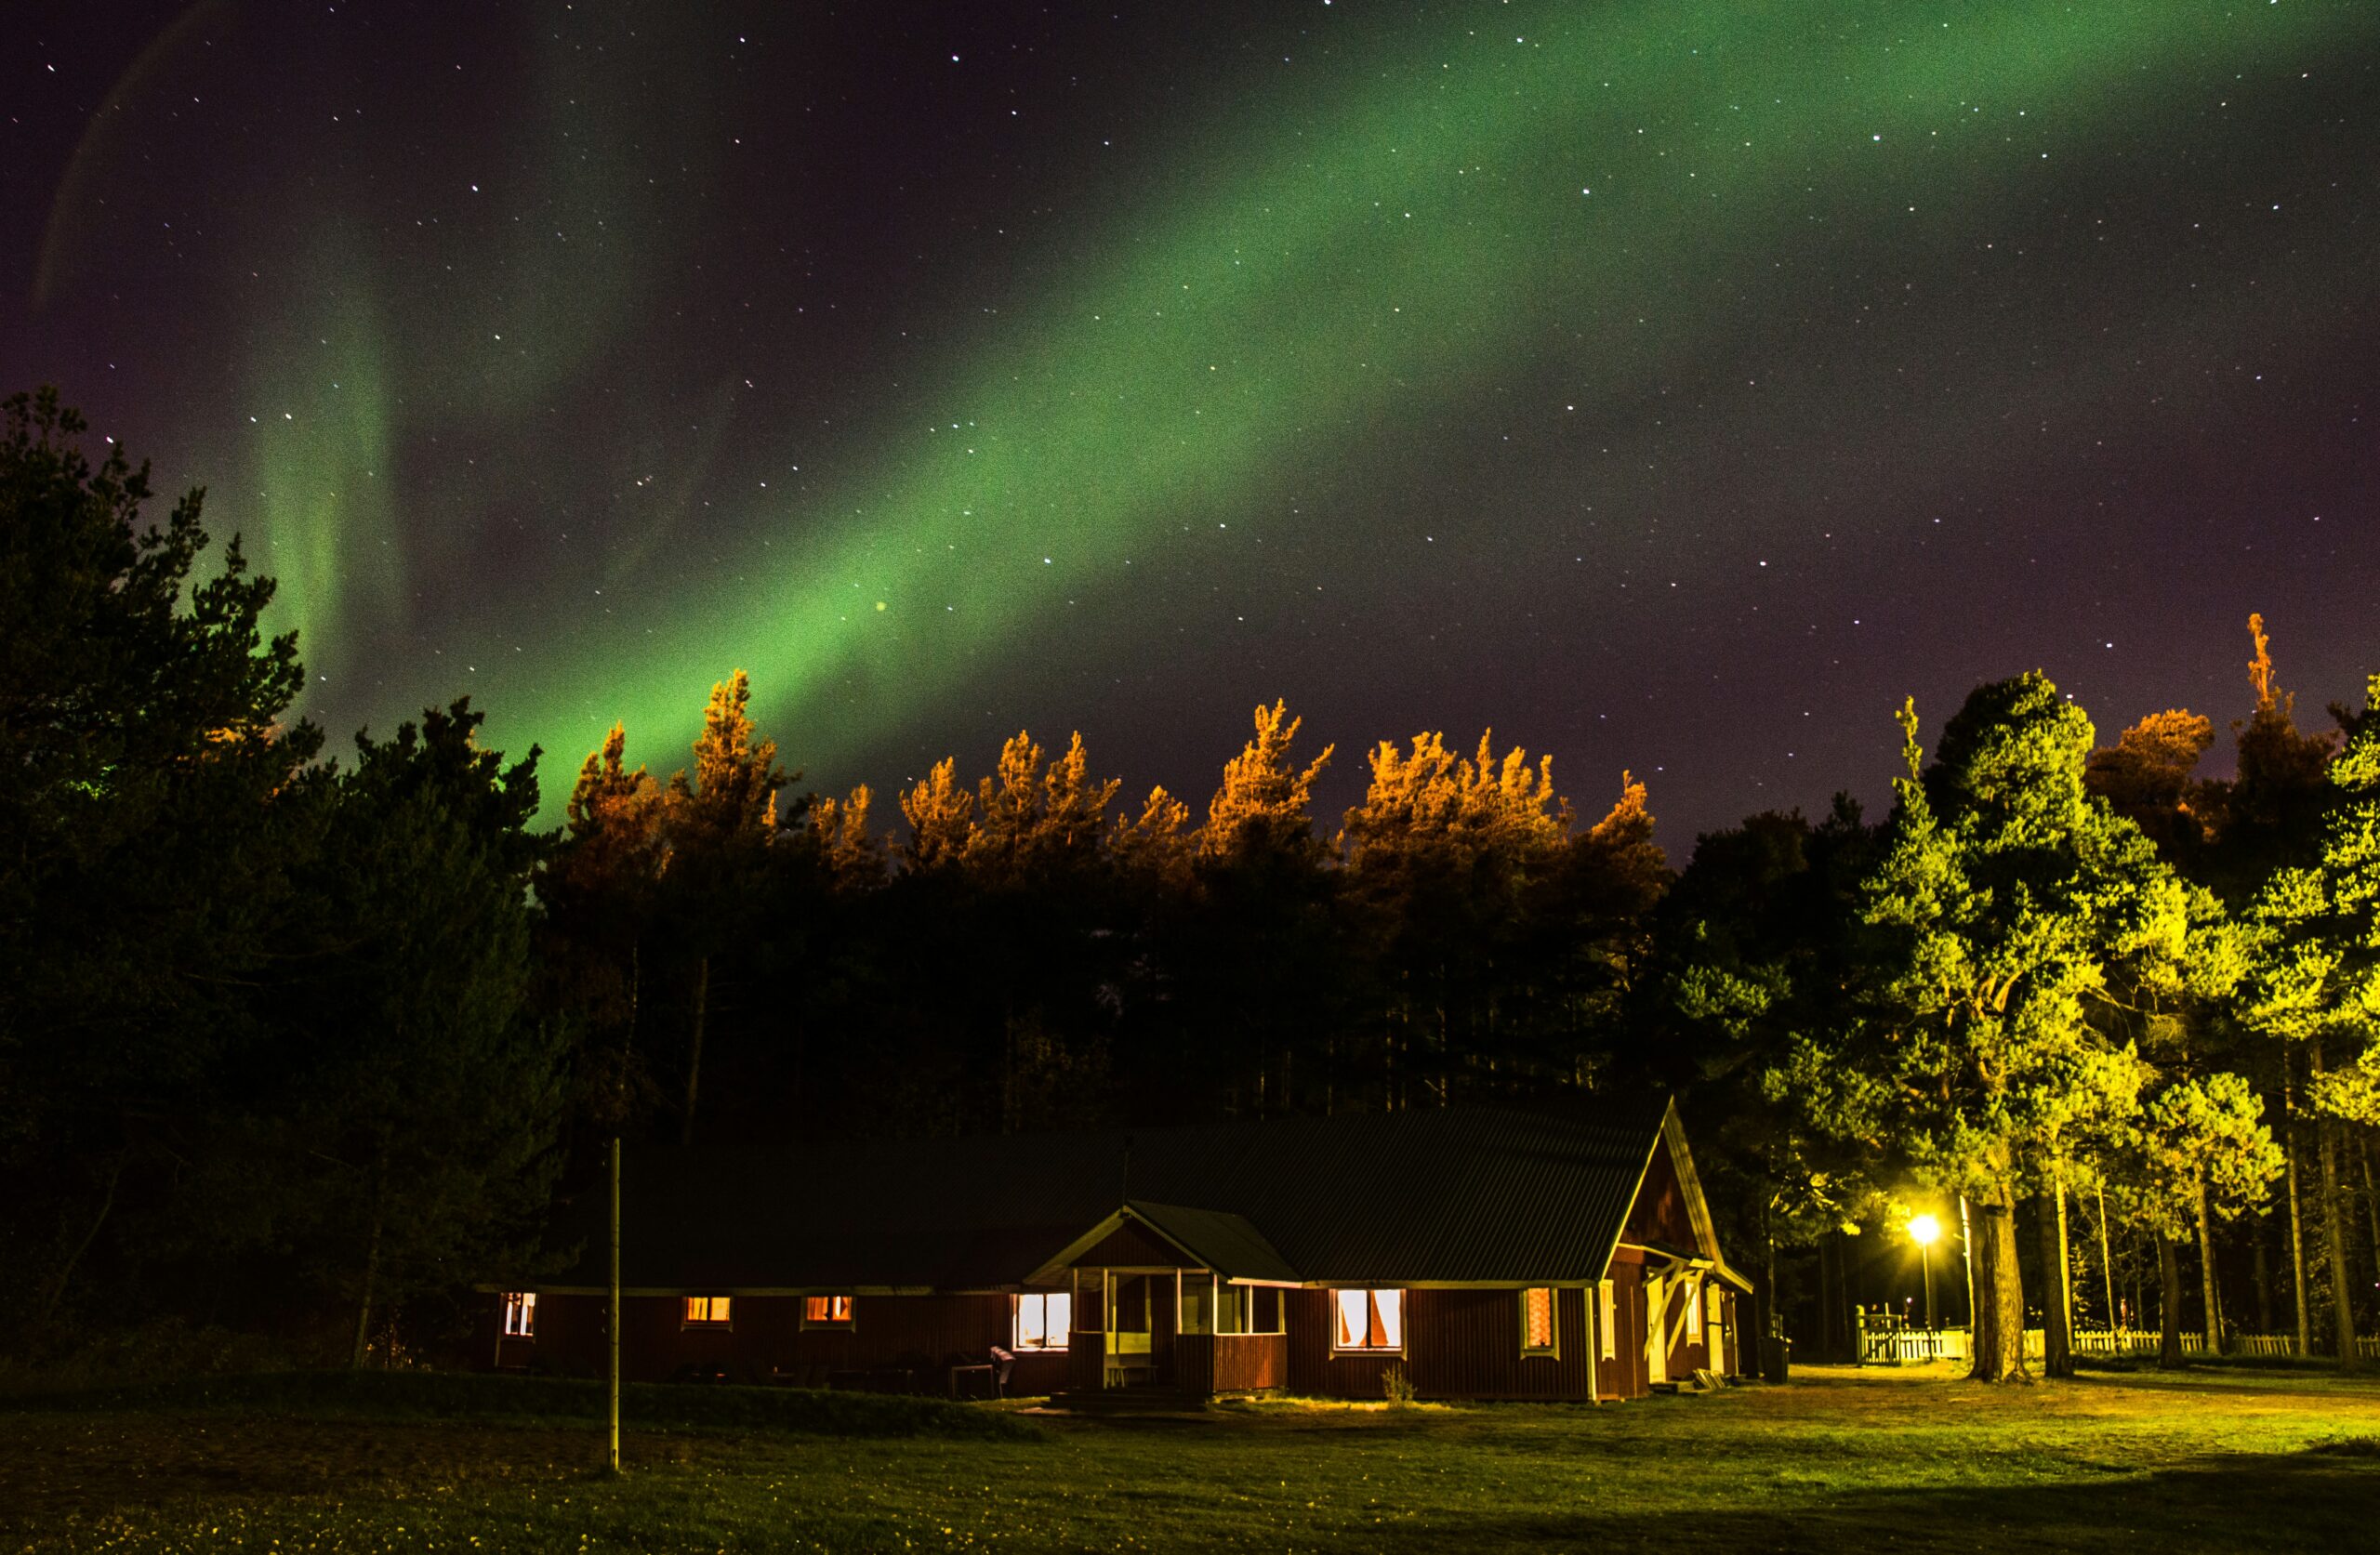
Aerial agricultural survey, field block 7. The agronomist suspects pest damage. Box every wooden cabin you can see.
[490,1099,1749,1403]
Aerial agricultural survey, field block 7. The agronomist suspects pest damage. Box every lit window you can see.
[1332,1289,1404,1352]
[802,1294,854,1326]
[1686,1279,1704,1342]
[683,1296,733,1325]
[1598,1282,1617,1361]
[502,1292,536,1338]
[1520,1287,1556,1355]
[1015,1292,1073,1351]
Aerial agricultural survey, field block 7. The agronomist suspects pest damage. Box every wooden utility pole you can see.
[609,1134,623,1473]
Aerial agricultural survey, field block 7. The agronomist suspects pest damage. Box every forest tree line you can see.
[5,389,2377,1382]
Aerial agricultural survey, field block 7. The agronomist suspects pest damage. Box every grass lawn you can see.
[5,1363,2378,1552]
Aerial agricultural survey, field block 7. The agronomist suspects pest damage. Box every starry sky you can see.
[5,1,2377,843]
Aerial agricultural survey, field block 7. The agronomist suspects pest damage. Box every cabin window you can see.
[1519,1287,1557,1356]
[501,1292,536,1338]
[683,1296,732,1326]
[1332,1288,1405,1353]
[1597,1282,1617,1361]
[802,1294,854,1327]
[1014,1292,1072,1351]
[1686,1278,1704,1342]
[1218,1285,1285,1336]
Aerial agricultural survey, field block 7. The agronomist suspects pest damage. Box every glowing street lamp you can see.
[1909,1214,1941,1332]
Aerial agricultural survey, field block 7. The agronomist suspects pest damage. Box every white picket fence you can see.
[2232,1332,2380,1360]
[1862,1324,2380,1364]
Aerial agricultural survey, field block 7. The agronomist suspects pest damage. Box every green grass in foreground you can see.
[5,1363,2379,1552]
[0,1370,1035,1442]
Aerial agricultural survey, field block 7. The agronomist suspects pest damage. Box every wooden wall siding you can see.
[1170,1333,1287,1395]
[1403,1288,1592,1400]
[1624,1144,1699,1252]
[518,1293,1058,1387]
[1212,1333,1287,1392]
[1283,1288,1609,1402]
[1077,1222,1184,1268]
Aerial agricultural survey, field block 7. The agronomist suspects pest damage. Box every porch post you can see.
[1586,1286,1600,1405]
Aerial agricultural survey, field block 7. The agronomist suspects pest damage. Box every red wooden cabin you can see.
[491,1099,1748,1403]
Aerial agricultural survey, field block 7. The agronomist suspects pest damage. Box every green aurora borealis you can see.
[11,1,2380,831]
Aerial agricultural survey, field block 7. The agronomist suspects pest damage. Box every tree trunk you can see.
[2195,1171,2223,1353]
[2037,1181,2074,1377]
[681,955,710,1147]
[2157,1236,2185,1369]
[2313,1042,2362,1370]
[2096,1184,2119,1336]
[2254,1230,2273,1337]
[38,1153,126,1326]
[2285,1073,2312,1356]
[1968,1181,2031,1383]
[2361,1137,2380,1298]
[350,1149,390,1370]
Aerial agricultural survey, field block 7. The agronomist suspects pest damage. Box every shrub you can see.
[1382,1364,1416,1406]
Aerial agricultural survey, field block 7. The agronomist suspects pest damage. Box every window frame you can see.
[1518,1286,1558,1358]
[1215,1283,1287,1337]
[682,1295,734,1328]
[1013,1290,1073,1352]
[801,1293,856,1329]
[1597,1281,1617,1362]
[1330,1288,1407,1355]
[501,1291,536,1338]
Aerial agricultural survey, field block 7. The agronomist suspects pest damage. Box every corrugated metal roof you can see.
[540,1100,1677,1292]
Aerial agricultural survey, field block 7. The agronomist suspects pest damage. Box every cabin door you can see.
[1645,1273,1669,1385]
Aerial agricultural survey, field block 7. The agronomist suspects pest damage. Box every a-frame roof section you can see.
[1601,1099,1752,1292]
[1026,1202,1301,1285]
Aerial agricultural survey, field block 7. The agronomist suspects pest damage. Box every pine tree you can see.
[2105,1074,2282,1367]
[1201,700,1332,861]
[1785,676,2215,1381]
[539,723,670,1134]
[2238,672,2380,1367]
[2085,708,2215,863]
[812,784,885,888]
[0,389,323,1331]
[265,701,558,1366]
[661,671,794,1145]
[899,758,977,871]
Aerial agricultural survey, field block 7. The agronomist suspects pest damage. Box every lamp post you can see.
[1910,1214,1942,1332]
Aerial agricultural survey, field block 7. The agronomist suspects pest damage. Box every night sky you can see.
[6,1,2376,844]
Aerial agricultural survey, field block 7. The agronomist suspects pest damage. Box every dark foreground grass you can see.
[5,1363,2378,1553]
[1,1370,1035,1442]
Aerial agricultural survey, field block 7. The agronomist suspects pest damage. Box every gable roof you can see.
[532,1098,1719,1294]
[1027,1202,1302,1285]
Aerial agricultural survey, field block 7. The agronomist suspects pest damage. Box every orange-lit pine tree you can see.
[1201,700,1332,862]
